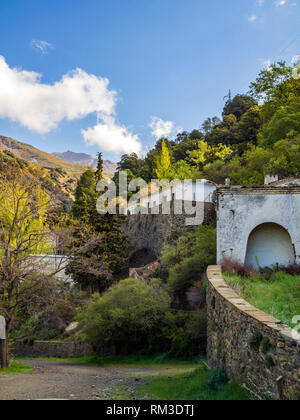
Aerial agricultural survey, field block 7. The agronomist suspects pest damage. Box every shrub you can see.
[206,367,228,391]
[248,330,263,351]
[166,309,207,359]
[162,225,216,296]
[221,258,254,278]
[77,278,171,354]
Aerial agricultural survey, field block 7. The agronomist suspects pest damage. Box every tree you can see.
[0,170,64,367]
[72,170,97,223]
[202,117,221,135]
[155,139,172,179]
[77,278,171,353]
[95,152,104,182]
[223,95,257,120]
[249,61,295,102]
[117,153,144,176]
[70,169,129,291]
[187,140,233,168]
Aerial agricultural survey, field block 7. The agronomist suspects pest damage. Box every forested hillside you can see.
[115,62,300,186]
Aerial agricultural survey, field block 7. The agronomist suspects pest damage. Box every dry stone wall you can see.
[124,201,214,258]
[14,341,93,358]
[207,266,300,400]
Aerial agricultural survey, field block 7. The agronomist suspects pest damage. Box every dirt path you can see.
[0,360,194,400]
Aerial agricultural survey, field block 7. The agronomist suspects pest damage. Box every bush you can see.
[165,309,207,359]
[77,278,172,354]
[221,258,253,278]
[162,225,216,296]
[206,367,228,391]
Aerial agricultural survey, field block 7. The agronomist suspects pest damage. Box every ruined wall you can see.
[217,187,300,265]
[207,266,300,400]
[124,201,214,258]
[14,341,93,358]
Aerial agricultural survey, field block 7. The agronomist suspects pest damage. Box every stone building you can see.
[124,180,216,259]
[217,178,300,268]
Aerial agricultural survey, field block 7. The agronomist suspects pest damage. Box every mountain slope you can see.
[0,136,90,177]
[52,150,117,173]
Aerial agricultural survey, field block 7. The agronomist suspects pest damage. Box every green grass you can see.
[136,366,251,400]
[0,362,34,374]
[17,353,199,368]
[224,271,300,327]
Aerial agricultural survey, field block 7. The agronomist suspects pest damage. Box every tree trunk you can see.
[0,339,8,369]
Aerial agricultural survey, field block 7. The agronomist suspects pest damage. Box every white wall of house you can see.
[217,188,300,268]
[129,180,216,214]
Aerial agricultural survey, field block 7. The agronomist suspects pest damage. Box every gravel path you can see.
[0,360,193,400]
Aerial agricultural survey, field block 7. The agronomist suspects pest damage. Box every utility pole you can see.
[0,316,8,369]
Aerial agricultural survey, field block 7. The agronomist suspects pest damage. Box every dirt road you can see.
[0,359,194,400]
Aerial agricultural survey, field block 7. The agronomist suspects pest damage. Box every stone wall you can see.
[206,266,300,400]
[14,341,93,358]
[124,201,214,258]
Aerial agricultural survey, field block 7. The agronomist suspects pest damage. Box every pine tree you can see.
[95,152,104,182]
[70,168,129,292]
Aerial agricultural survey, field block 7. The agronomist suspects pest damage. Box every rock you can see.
[65,322,79,335]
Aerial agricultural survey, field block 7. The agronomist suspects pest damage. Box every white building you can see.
[217,178,300,269]
[128,179,216,215]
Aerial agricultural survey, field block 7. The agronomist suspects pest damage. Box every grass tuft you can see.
[0,362,34,374]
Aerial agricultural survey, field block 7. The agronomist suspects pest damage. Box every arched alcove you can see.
[245,223,295,269]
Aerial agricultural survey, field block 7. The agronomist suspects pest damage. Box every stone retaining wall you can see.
[206,266,300,400]
[124,201,214,257]
[14,341,93,358]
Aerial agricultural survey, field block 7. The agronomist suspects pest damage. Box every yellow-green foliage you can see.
[0,179,52,255]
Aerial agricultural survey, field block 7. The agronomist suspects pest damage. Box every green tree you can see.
[77,278,171,353]
[155,139,172,179]
[72,170,97,223]
[223,95,257,121]
[95,153,104,182]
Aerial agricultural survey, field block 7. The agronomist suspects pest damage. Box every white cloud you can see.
[0,56,116,134]
[149,117,175,139]
[257,0,264,6]
[31,39,53,55]
[82,115,142,156]
[248,15,258,22]
[274,0,287,6]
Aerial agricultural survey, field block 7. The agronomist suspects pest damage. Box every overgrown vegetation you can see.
[114,61,300,186]
[137,365,251,400]
[224,271,300,327]
[76,225,215,359]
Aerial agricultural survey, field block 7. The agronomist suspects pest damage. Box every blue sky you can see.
[0,0,299,161]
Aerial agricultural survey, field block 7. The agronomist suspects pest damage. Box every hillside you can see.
[0,149,77,212]
[52,151,117,173]
[0,136,91,177]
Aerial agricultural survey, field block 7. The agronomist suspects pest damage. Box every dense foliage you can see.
[115,61,300,186]
[161,225,216,297]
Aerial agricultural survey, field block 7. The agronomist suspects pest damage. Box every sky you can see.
[0,0,299,161]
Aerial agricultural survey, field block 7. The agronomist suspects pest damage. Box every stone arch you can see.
[245,223,295,269]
